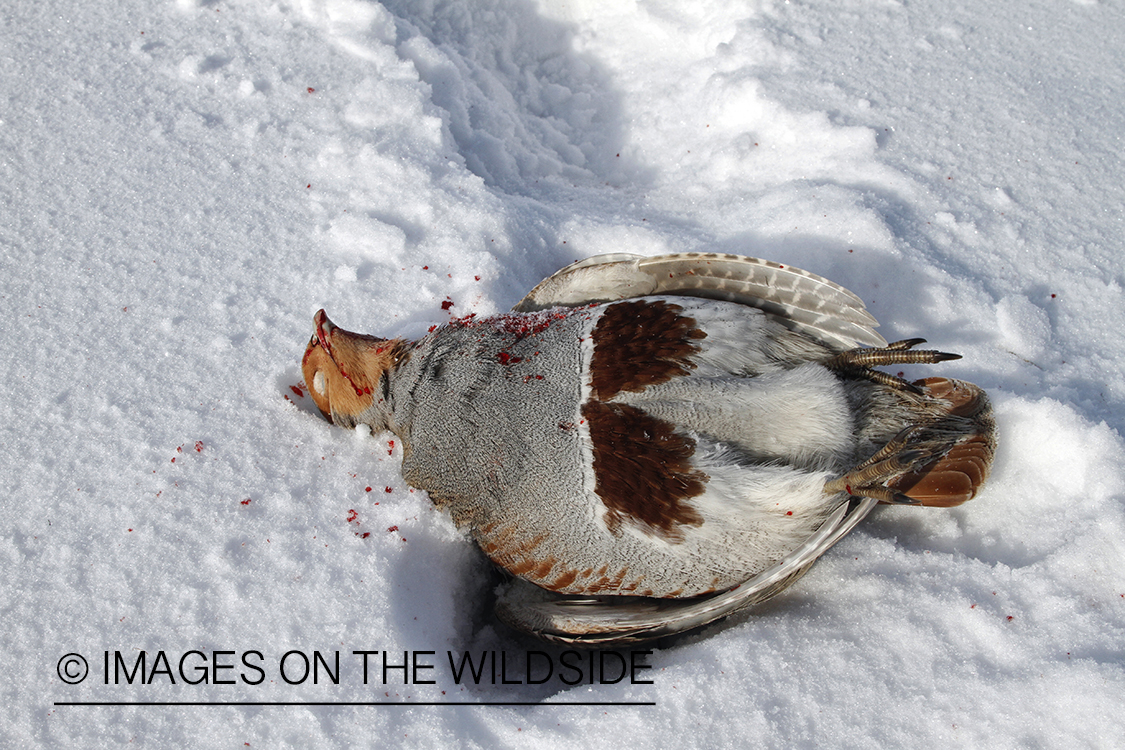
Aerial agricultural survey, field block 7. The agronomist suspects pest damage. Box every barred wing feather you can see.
[513,252,885,351]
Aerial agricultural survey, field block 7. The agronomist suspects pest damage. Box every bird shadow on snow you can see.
[377,509,670,703]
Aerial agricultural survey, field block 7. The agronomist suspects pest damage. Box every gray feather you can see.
[494,497,878,646]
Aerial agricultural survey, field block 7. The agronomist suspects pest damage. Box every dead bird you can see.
[300,252,995,645]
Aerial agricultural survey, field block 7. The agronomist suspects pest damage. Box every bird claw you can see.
[825,339,961,392]
[823,427,935,501]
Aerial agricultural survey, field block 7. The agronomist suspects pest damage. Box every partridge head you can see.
[301,253,996,645]
[301,309,410,432]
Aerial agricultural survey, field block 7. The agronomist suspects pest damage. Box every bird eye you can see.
[312,370,327,396]
[309,335,318,348]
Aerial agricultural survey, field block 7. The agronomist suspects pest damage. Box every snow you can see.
[3,0,1124,746]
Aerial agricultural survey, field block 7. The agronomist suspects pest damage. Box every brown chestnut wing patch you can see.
[589,299,706,400]
[583,401,706,543]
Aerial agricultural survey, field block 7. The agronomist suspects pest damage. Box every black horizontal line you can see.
[54,701,655,707]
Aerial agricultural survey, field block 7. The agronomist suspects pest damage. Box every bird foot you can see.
[823,427,935,504]
[825,339,961,393]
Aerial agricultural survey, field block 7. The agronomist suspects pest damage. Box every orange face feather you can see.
[301,309,410,426]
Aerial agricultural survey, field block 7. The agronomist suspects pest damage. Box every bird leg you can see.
[823,427,935,504]
[825,339,961,393]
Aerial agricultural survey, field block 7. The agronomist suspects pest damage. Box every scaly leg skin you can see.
[824,339,961,393]
[824,427,935,505]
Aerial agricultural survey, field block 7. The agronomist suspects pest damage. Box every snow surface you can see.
[3,0,1124,746]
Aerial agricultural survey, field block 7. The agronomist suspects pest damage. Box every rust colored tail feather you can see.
[887,377,996,507]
